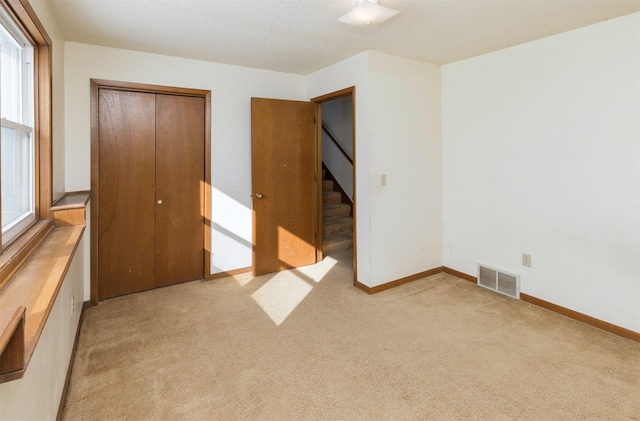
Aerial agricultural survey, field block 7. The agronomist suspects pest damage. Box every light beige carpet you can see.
[63,250,640,420]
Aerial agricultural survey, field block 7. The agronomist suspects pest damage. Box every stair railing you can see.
[322,123,353,165]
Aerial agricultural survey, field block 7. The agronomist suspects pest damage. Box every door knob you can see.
[157,199,163,205]
[255,193,264,199]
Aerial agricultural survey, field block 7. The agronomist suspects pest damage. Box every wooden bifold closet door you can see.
[97,88,204,300]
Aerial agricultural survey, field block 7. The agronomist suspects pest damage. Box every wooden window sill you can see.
[51,191,90,227]
[0,220,54,293]
[0,306,25,376]
[0,192,88,384]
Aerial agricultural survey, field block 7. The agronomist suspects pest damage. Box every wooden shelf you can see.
[0,225,85,383]
[0,306,25,377]
[0,191,88,384]
[50,191,90,227]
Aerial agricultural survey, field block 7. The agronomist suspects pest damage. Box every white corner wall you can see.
[322,96,354,157]
[308,51,373,284]
[368,52,442,286]
[308,51,442,287]
[442,13,640,332]
[0,234,85,420]
[322,131,354,200]
[64,42,307,295]
[322,96,354,200]
[0,4,84,419]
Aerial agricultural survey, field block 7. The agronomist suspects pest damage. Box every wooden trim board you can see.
[355,267,444,294]
[56,301,90,421]
[0,220,53,292]
[441,266,639,343]
[207,267,252,281]
[355,265,639,343]
[443,266,477,283]
[354,280,370,294]
[0,306,25,375]
[520,293,640,343]
[310,87,354,103]
[50,191,90,228]
[315,103,324,264]
[203,93,212,280]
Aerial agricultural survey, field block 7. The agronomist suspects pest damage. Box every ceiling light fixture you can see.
[338,0,400,27]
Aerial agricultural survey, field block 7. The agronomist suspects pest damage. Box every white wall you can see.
[368,52,442,286]
[442,13,640,332]
[322,132,354,200]
[0,5,85,419]
[30,0,66,201]
[308,51,373,284]
[308,51,443,287]
[0,234,85,420]
[322,96,354,200]
[64,42,307,295]
[323,96,354,157]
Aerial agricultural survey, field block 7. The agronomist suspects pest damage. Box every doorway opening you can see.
[312,87,356,284]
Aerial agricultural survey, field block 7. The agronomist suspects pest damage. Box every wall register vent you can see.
[477,264,520,299]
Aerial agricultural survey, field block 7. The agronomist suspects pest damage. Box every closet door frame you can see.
[89,79,211,305]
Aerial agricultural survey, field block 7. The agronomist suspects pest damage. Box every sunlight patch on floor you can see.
[295,255,338,283]
[250,256,339,325]
[251,272,313,326]
[232,272,254,287]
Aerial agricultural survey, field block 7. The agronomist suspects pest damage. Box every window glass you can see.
[1,123,34,238]
[0,7,35,246]
[0,24,22,123]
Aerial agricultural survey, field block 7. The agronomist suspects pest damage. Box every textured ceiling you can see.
[44,0,640,75]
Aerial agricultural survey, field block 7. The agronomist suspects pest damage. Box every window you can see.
[0,0,52,292]
[0,4,35,246]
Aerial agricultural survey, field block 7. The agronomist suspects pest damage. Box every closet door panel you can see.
[98,89,157,299]
[155,94,205,286]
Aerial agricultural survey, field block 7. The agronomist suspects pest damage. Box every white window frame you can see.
[0,4,36,246]
[1,119,35,244]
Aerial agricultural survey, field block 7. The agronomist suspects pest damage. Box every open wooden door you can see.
[251,98,317,276]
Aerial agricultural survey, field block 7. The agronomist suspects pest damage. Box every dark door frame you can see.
[310,87,357,285]
[89,79,212,305]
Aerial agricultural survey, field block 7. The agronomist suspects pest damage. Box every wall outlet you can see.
[381,174,387,186]
[522,253,532,267]
[71,295,75,315]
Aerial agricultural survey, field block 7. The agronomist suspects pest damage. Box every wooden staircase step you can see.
[322,180,334,192]
[323,191,341,204]
[323,216,353,236]
[321,167,352,255]
[323,203,350,219]
[323,233,353,254]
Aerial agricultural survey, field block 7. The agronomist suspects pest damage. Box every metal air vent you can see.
[477,264,520,299]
